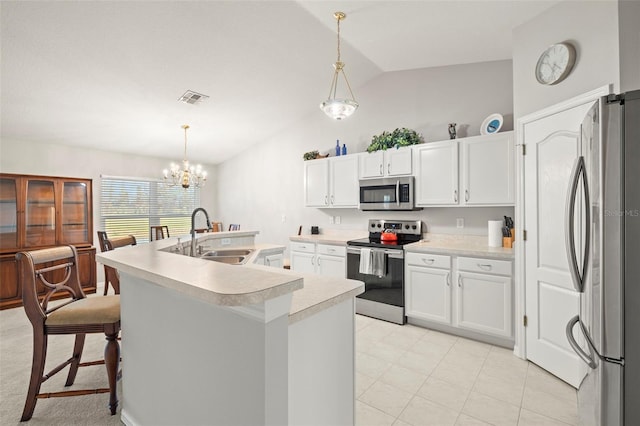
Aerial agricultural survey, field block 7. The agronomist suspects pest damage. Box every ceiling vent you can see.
[178,90,209,105]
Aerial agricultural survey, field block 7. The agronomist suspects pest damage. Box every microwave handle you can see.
[396,180,400,206]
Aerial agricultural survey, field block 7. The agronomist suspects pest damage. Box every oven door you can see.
[346,246,406,324]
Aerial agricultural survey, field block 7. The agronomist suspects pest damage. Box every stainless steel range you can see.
[346,219,422,324]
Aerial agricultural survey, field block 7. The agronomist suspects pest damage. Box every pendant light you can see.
[319,11,358,120]
[163,124,207,189]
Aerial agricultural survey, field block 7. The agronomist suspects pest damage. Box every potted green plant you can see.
[366,128,424,152]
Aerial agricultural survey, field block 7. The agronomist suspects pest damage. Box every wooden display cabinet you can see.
[0,174,96,309]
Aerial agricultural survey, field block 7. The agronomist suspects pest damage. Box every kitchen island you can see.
[97,231,364,426]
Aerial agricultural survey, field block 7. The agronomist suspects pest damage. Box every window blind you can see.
[100,177,200,243]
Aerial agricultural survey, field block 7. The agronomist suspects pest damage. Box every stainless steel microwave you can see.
[359,176,420,211]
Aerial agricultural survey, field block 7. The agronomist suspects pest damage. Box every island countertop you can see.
[97,233,364,319]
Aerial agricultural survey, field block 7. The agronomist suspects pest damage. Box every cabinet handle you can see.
[266,258,270,266]
[387,163,391,175]
[331,195,335,205]
[477,263,493,271]
[311,256,315,265]
[458,275,462,287]
[317,257,321,265]
[422,258,435,265]
[446,272,450,286]
[465,189,469,202]
[379,164,383,175]
[325,195,329,205]
[328,248,335,252]
[454,190,458,203]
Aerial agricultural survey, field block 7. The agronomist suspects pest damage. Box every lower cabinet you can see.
[405,251,513,344]
[290,242,346,278]
[0,246,97,310]
[254,251,284,268]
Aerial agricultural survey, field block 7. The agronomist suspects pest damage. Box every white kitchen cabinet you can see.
[290,242,346,278]
[414,141,459,205]
[405,250,513,345]
[460,132,515,205]
[405,252,452,324]
[304,156,358,208]
[414,131,515,207]
[254,250,284,268]
[359,147,412,179]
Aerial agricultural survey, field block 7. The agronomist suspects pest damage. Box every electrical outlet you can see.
[329,216,334,224]
[456,218,464,228]
[335,216,341,225]
[221,238,231,246]
[281,214,286,223]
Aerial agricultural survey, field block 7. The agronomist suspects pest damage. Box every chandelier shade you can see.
[320,12,358,120]
[163,125,207,189]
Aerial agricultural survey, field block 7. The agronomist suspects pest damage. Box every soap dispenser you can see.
[335,140,341,156]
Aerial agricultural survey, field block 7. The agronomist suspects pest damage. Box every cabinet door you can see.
[24,179,57,248]
[456,271,512,337]
[359,151,384,178]
[385,148,412,176]
[317,254,345,278]
[0,177,19,251]
[304,159,329,207]
[291,251,316,274]
[329,156,359,208]
[61,180,92,245]
[414,142,459,206]
[405,265,451,324]
[461,132,515,205]
[0,255,19,307]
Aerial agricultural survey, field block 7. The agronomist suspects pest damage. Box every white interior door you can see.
[523,100,595,387]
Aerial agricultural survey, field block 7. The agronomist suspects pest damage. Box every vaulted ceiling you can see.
[1,1,559,164]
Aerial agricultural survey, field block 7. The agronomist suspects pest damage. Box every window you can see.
[100,177,200,243]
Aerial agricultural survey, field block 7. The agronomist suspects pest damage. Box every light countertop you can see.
[290,232,368,246]
[404,234,515,259]
[97,232,363,322]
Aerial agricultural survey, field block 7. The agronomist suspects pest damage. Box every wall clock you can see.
[535,42,577,85]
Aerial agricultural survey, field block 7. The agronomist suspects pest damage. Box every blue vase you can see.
[341,144,347,155]
[335,140,341,156]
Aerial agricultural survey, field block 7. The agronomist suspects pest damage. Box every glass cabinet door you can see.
[61,181,89,244]
[25,180,56,248]
[0,178,18,250]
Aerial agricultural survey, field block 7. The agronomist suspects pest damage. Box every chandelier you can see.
[319,11,358,120]
[163,124,207,189]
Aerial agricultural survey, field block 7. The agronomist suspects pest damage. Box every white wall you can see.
[0,138,217,281]
[512,1,621,119]
[216,60,515,250]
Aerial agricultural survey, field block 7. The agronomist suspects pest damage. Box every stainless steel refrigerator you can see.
[565,89,639,426]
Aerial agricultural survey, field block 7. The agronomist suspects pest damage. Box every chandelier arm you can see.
[339,69,357,102]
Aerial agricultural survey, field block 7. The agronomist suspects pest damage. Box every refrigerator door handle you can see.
[565,155,590,292]
[566,315,598,369]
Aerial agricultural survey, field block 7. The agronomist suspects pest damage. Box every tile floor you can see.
[355,315,578,426]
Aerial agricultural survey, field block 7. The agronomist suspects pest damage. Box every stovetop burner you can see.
[347,219,422,249]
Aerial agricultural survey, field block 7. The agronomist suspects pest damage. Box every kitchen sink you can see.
[201,249,253,257]
[201,255,248,265]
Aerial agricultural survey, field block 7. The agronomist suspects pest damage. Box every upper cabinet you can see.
[359,147,412,179]
[0,174,93,252]
[304,156,359,208]
[414,131,515,207]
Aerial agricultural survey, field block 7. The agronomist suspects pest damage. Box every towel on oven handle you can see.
[371,249,387,278]
[359,248,372,274]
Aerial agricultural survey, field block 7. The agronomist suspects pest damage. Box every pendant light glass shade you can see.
[320,12,358,120]
[163,125,207,189]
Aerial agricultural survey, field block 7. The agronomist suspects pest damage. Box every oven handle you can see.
[347,246,404,259]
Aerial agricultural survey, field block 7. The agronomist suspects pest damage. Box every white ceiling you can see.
[1,1,559,165]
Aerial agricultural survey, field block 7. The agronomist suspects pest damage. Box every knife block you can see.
[503,237,513,248]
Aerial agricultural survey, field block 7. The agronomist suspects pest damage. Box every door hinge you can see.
[523,230,527,241]
[522,144,526,155]
[523,315,528,327]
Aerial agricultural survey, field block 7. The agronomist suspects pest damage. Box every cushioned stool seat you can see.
[46,295,121,326]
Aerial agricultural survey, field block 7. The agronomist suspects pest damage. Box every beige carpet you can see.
[0,285,123,426]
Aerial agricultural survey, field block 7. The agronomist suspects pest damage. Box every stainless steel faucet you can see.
[190,207,212,256]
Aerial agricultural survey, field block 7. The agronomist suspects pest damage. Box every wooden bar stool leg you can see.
[21,333,48,421]
[104,331,120,415]
[65,333,86,386]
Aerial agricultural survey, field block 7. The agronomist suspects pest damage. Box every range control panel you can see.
[368,219,422,235]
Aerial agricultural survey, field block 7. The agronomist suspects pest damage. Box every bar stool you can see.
[150,225,170,241]
[97,231,111,295]
[16,245,121,421]
[103,235,137,294]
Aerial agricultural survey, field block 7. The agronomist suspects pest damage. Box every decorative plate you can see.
[481,113,503,135]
